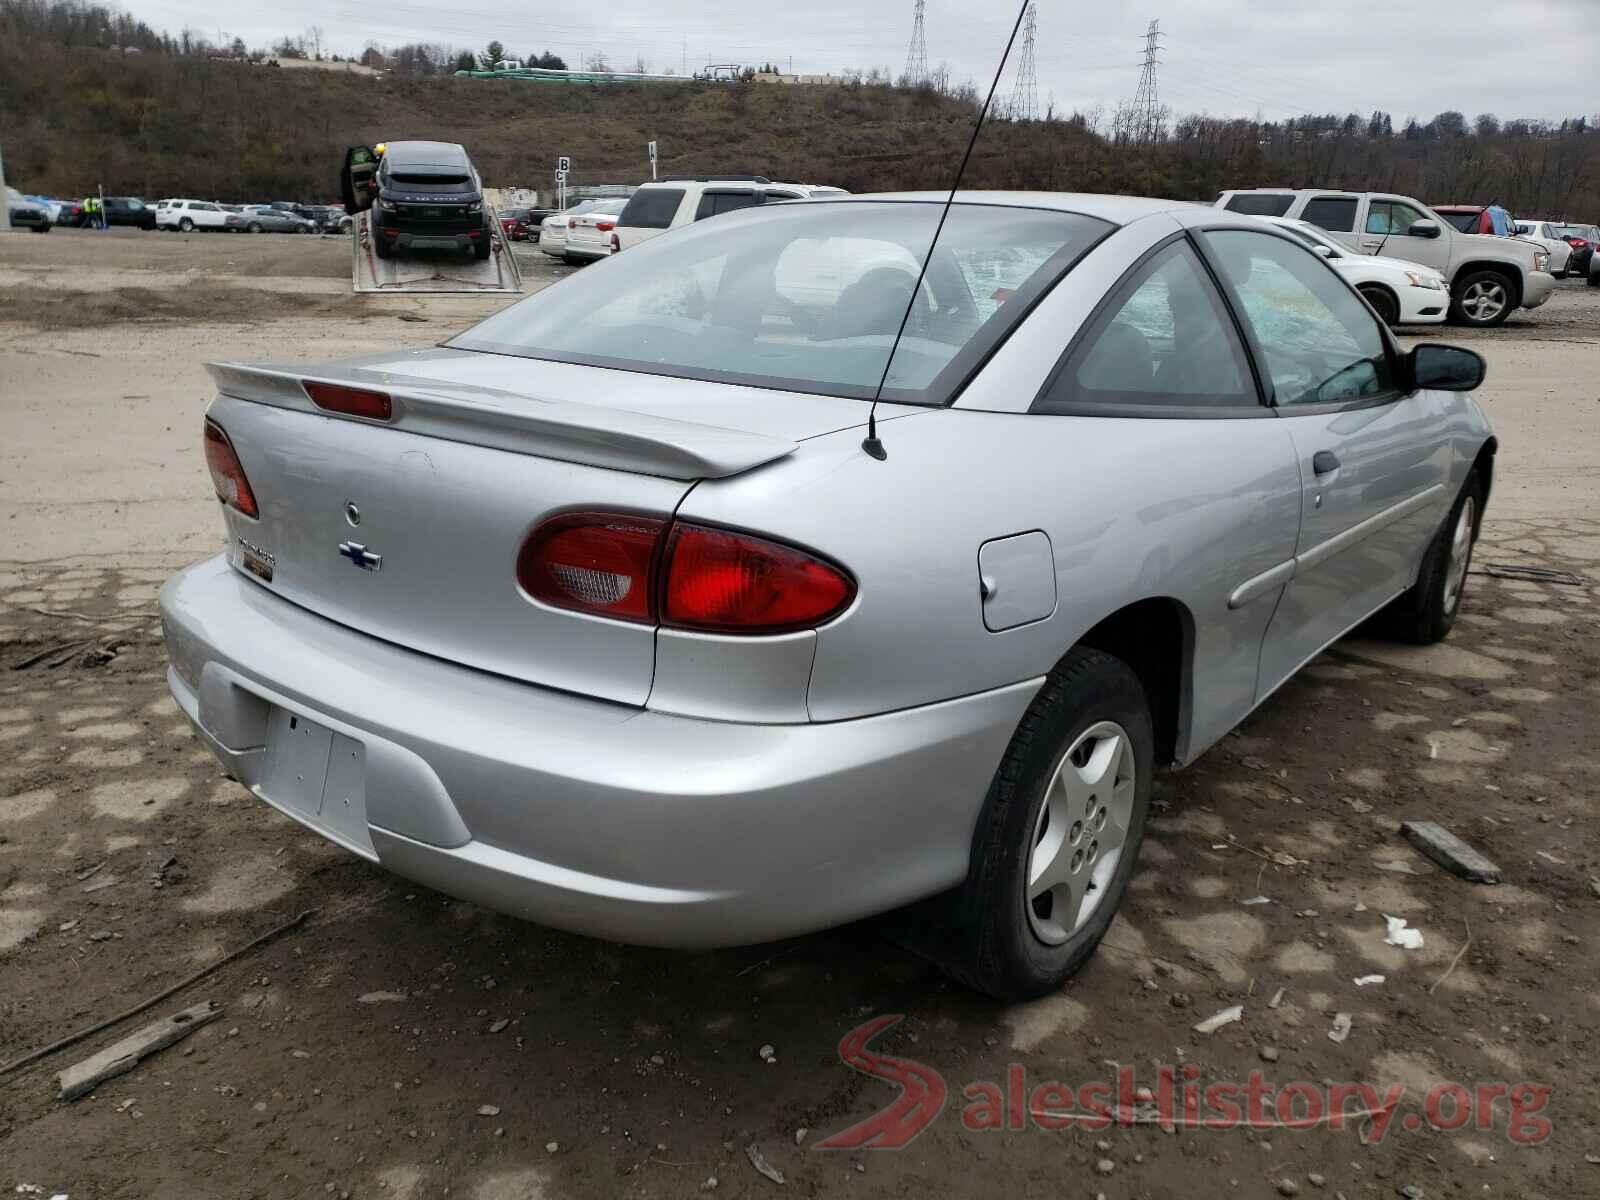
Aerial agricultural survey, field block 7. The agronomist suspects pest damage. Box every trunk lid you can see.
[204,352,892,706]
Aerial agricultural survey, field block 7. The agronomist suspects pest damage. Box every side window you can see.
[1205,230,1395,408]
[1224,193,1295,217]
[694,191,760,220]
[1365,200,1426,236]
[1300,197,1357,233]
[1039,240,1257,413]
[618,187,684,229]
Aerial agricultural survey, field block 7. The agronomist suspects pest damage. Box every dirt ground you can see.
[2,230,1598,1200]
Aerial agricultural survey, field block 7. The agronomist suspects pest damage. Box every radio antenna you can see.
[862,0,1033,461]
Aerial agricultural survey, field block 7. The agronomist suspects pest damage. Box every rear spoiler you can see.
[206,362,796,481]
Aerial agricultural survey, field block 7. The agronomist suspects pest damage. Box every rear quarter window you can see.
[1300,197,1357,232]
[1224,194,1295,217]
[619,188,685,229]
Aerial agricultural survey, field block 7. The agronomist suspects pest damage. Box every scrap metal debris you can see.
[1384,916,1424,950]
[1401,820,1502,884]
[1193,1005,1244,1035]
[1328,1013,1353,1043]
[1354,974,1386,987]
[58,1002,222,1101]
[1481,563,1584,586]
[745,1143,786,1186]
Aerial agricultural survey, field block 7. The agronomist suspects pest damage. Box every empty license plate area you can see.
[258,707,374,857]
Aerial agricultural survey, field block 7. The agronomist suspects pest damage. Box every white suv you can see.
[613,178,846,252]
[157,199,229,232]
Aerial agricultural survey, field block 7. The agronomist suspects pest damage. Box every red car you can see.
[498,208,531,241]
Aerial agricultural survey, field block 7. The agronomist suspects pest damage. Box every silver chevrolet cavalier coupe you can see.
[163,193,1494,998]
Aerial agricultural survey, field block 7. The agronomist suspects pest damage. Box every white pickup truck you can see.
[1216,189,1554,327]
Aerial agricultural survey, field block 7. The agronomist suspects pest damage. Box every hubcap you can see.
[1026,720,1136,946]
[1462,281,1507,322]
[1444,496,1476,614]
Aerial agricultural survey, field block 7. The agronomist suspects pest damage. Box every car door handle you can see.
[1313,450,1341,476]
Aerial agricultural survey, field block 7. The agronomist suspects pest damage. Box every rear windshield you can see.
[1438,211,1480,233]
[1225,194,1295,217]
[620,188,685,228]
[449,201,1111,406]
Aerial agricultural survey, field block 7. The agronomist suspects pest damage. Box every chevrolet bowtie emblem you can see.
[337,541,383,572]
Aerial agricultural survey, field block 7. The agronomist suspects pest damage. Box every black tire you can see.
[933,647,1154,1000]
[1448,270,1516,327]
[32,225,49,234]
[249,222,263,234]
[1553,270,1567,280]
[178,217,194,233]
[1378,469,1483,645]
[473,239,492,261]
[1358,285,1400,326]
[373,235,393,259]
[1588,270,1600,288]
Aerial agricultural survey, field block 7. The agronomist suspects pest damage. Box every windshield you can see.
[449,201,1110,406]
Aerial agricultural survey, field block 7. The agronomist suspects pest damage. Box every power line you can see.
[903,0,927,86]
[1007,2,1038,120]
[1130,18,1164,143]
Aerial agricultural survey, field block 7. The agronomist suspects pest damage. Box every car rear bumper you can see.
[563,243,612,261]
[161,555,1035,947]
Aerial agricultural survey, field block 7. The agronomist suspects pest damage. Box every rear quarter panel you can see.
[676,407,1304,761]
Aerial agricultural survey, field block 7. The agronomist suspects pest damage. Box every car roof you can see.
[835,190,1198,226]
[384,140,471,168]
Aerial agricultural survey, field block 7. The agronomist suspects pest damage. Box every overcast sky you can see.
[125,0,1593,123]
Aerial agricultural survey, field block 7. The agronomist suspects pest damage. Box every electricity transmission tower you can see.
[1130,18,1164,143]
[1007,2,1038,120]
[904,0,928,86]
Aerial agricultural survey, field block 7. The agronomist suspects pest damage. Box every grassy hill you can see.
[0,34,1091,203]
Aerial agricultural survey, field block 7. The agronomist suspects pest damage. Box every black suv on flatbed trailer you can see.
[340,140,492,260]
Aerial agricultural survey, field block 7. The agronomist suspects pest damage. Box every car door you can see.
[341,145,379,213]
[1030,232,1304,745]
[194,202,226,230]
[1200,227,1452,695]
[1357,197,1449,271]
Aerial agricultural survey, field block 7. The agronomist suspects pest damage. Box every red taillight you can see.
[517,513,667,623]
[203,419,259,519]
[303,380,393,422]
[595,221,615,233]
[663,523,854,634]
[516,515,854,633]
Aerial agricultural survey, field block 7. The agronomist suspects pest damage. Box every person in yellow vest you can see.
[82,195,103,230]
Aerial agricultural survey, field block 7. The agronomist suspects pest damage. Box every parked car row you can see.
[154,198,348,234]
[1217,188,1561,327]
[527,178,850,267]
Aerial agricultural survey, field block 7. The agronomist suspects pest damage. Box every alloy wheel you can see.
[1461,280,1507,322]
[1444,495,1476,614]
[1026,720,1136,946]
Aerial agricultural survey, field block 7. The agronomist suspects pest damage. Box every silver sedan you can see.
[162,193,1495,998]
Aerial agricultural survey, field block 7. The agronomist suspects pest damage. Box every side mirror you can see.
[1312,244,1336,258]
[1406,219,1441,239]
[1408,344,1486,392]
[340,145,378,214]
